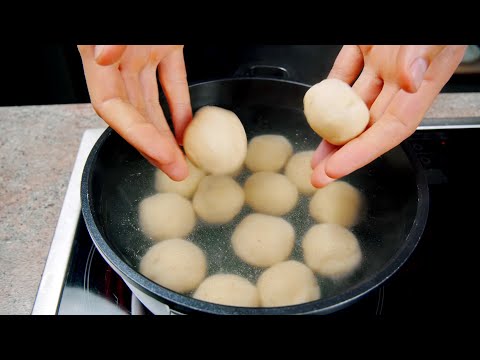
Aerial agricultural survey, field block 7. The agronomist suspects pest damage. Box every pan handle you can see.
[233,64,291,80]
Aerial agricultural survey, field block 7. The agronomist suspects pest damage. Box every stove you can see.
[32,120,480,316]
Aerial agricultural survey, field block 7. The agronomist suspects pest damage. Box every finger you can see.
[311,151,337,188]
[116,47,148,115]
[158,47,193,145]
[94,45,128,65]
[311,140,339,169]
[327,45,364,85]
[324,45,467,180]
[98,98,187,180]
[77,45,129,106]
[78,45,187,180]
[368,83,400,125]
[139,65,171,132]
[325,114,414,180]
[396,45,446,93]
[120,70,147,116]
[351,68,384,108]
[139,65,189,178]
[140,150,188,181]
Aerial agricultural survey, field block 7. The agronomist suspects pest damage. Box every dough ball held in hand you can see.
[138,193,196,241]
[302,223,362,280]
[257,260,321,307]
[303,78,370,145]
[231,213,295,268]
[154,158,206,199]
[192,175,245,224]
[245,134,293,172]
[244,172,298,216]
[183,106,248,175]
[309,180,363,228]
[193,274,259,307]
[284,150,317,195]
[139,238,207,293]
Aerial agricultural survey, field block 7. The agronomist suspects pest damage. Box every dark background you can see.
[1,44,480,107]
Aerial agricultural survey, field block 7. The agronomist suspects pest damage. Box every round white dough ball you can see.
[232,213,295,268]
[257,260,321,307]
[139,238,207,293]
[192,175,245,224]
[244,172,298,216]
[226,164,244,178]
[309,180,363,228]
[302,223,362,280]
[138,193,196,241]
[154,158,206,199]
[303,78,370,145]
[245,134,293,172]
[183,106,247,175]
[284,150,317,195]
[193,274,259,307]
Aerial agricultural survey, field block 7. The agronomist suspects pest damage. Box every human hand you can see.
[77,45,192,181]
[311,45,467,187]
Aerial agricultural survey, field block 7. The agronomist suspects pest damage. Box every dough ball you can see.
[138,193,196,241]
[302,223,362,280]
[244,172,298,216]
[193,274,259,307]
[303,78,370,145]
[232,213,295,268]
[183,106,247,175]
[257,260,321,307]
[245,134,293,172]
[226,164,244,178]
[154,158,206,199]
[309,180,363,228]
[139,238,207,293]
[284,150,316,195]
[192,175,245,224]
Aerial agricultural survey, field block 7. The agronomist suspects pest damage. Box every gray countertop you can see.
[1,94,480,315]
[0,104,106,315]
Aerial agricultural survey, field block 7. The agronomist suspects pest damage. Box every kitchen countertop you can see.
[0,104,106,315]
[1,94,480,315]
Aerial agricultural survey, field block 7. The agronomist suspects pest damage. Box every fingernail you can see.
[94,45,105,61]
[169,165,188,181]
[176,133,184,146]
[311,171,335,189]
[410,57,428,91]
[311,159,336,188]
[160,151,189,181]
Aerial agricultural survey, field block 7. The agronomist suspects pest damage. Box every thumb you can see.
[94,45,127,65]
[397,45,446,93]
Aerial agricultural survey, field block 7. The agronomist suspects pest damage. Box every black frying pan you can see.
[81,75,429,315]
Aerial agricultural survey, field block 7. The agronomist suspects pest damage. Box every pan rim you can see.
[81,77,429,315]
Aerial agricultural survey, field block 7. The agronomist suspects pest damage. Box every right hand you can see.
[310,45,466,187]
[77,45,192,181]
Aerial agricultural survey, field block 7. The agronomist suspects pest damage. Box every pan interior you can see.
[90,79,420,306]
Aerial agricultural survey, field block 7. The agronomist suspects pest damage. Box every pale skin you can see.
[77,45,467,186]
[77,45,191,181]
[310,45,467,187]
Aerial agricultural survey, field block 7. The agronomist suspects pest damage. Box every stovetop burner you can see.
[32,122,480,316]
